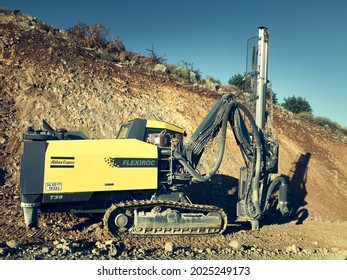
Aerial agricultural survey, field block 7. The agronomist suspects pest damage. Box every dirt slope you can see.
[0,10,346,260]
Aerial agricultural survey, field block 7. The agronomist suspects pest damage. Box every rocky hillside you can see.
[0,10,346,260]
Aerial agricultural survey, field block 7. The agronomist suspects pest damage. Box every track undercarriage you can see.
[103,200,228,236]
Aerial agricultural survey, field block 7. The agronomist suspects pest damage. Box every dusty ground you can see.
[0,10,346,260]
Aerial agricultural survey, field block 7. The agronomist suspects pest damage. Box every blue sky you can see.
[1,0,347,127]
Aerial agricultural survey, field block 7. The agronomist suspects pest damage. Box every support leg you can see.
[250,219,259,230]
[21,203,39,227]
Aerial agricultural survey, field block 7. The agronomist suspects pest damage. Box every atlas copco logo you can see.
[105,158,158,168]
[50,157,75,168]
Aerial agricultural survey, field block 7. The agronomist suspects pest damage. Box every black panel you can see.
[65,131,88,140]
[105,157,158,168]
[126,118,147,140]
[21,194,42,203]
[42,192,94,204]
[20,141,46,195]
[39,190,154,213]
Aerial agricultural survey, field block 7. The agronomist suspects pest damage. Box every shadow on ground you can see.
[188,152,312,232]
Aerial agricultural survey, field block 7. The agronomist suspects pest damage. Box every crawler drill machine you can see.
[19,27,289,236]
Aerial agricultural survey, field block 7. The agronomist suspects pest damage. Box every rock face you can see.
[0,9,347,261]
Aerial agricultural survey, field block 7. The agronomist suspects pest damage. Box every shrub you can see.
[67,21,121,50]
[282,95,312,114]
[107,37,126,53]
[228,73,251,92]
[206,76,221,84]
[266,89,278,104]
[145,47,166,64]
[314,116,347,135]
[88,23,110,48]
[297,113,347,136]
[67,21,89,45]
[176,60,202,83]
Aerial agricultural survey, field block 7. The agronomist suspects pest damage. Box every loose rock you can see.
[6,240,20,249]
[229,239,243,251]
[164,242,174,254]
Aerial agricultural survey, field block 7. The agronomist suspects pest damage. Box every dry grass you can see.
[297,112,347,136]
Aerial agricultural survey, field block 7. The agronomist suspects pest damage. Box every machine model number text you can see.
[50,195,63,200]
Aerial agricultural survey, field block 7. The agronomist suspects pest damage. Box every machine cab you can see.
[116,118,185,148]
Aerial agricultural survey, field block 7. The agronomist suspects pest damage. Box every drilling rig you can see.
[19,27,289,236]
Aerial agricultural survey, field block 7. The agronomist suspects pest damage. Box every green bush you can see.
[206,76,221,84]
[282,95,312,114]
[228,73,251,92]
[266,90,278,104]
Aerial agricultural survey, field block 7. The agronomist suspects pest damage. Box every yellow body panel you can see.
[43,139,158,194]
[146,120,184,134]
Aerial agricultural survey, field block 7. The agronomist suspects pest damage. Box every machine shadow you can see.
[288,152,311,224]
[188,152,312,232]
[186,174,240,232]
[70,175,240,233]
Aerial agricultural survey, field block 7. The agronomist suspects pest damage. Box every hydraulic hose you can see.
[235,103,263,218]
[175,101,263,219]
[175,101,235,182]
[263,176,290,217]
